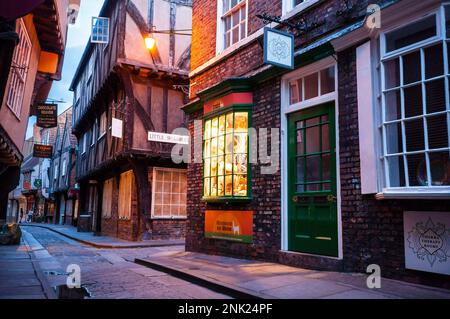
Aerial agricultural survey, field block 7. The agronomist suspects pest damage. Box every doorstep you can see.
[21,223,185,249]
[135,248,450,299]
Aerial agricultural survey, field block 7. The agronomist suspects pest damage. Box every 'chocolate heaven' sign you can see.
[36,103,57,128]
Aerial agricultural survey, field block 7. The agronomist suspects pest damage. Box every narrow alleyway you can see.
[0,226,230,299]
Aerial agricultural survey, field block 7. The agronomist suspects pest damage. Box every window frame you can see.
[202,105,252,203]
[6,18,32,119]
[151,167,187,219]
[379,5,450,193]
[91,16,110,44]
[282,0,321,18]
[61,159,67,176]
[216,0,248,54]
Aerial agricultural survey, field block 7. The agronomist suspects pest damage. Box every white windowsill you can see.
[376,189,450,200]
[281,0,322,20]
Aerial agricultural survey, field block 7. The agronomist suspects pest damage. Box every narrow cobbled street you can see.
[0,226,230,299]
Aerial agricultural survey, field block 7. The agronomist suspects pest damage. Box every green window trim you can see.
[202,104,252,202]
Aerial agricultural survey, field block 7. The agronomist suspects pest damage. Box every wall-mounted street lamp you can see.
[144,28,192,50]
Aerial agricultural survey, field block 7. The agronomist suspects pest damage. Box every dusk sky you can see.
[26,0,104,138]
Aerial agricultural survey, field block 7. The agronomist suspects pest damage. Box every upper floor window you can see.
[6,19,31,118]
[218,0,247,52]
[91,17,110,44]
[283,0,319,16]
[380,7,450,189]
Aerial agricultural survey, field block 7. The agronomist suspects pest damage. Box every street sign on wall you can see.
[33,144,53,158]
[404,211,450,275]
[205,210,253,243]
[148,131,189,145]
[263,27,294,70]
[36,103,57,128]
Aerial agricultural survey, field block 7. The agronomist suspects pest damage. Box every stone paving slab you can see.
[136,247,450,299]
[22,224,184,249]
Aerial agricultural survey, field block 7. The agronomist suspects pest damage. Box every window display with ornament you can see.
[203,110,250,200]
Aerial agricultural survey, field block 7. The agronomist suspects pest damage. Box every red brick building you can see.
[183,0,450,288]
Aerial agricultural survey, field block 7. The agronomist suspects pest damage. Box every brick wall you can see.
[101,166,187,241]
[337,46,450,289]
[187,0,450,288]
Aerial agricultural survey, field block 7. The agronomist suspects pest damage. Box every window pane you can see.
[322,153,331,181]
[204,178,210,196]
[290,80,300,104]
[402,51,421,84]
[408,153,426,186]
[429,151,450,185]
[233,174,247,196]
[232,11,239,26]
[386,122,403,154]
[320,66,335,94]
[225,175,232,195]
[304,73,319,100]
[404,85,423,118]
[234,112,248,132]
[204,120,211,140]
[296,157,305,184]
[385,90,401,121]
[306,155,320,183]
[427,114,449,149]
[385,15,436,52]
[384,58,400,89]
[387,156,406,187]
[240,21,246,40]
[445,5,450,38]
[322,124,330,151]
[232,27,239,44]
[305,125,320,154]
[425,44,443,79]
[426,79,446,113]
[296,129,304,155]
[405,119,425,151]
[234,154,247,173]
[219,115,226,135]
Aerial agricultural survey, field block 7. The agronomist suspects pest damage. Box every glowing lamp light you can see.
[145,36,156,50]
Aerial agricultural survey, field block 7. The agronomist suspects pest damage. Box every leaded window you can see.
[203,111,249,199]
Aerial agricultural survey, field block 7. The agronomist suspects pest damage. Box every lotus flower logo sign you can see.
[404,212,450,275]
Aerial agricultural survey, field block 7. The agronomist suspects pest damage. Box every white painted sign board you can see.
[112,118,123,138]
[148,131,189,145]
[403,211,450,275]
[263,27,294,70]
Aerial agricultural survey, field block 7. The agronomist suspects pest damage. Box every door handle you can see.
[327,195,337,203]
[292,195,300,203]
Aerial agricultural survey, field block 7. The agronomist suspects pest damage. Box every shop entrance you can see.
[287,102,338,257]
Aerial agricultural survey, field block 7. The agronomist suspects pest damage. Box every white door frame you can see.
[280,56,343,259]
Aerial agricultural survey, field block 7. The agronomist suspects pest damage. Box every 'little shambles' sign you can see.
[205,210,253,243]
[148,131,189,145]
[33,144,53,158]
[404,211,450,275]
[36,103,57,128]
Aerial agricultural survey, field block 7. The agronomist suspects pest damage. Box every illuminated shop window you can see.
[203,111,250,199]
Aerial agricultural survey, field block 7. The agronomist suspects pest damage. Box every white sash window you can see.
[380,6,450,191]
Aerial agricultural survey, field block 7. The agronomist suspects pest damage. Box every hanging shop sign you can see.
[36,103,58,128]
[403,211,450,275]
[148,131,189,145]
[33,179,42,188]
[33,144,53,158]
[205,210,253,243]
[111,118,123,138]
[263,27,294,70]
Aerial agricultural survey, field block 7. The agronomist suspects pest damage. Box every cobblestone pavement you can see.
[19,226,230,299]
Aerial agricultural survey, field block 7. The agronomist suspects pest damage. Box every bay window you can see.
[381,7,450,190]
[203,110,250,200]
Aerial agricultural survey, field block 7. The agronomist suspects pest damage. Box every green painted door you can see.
[288,102,338,257]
